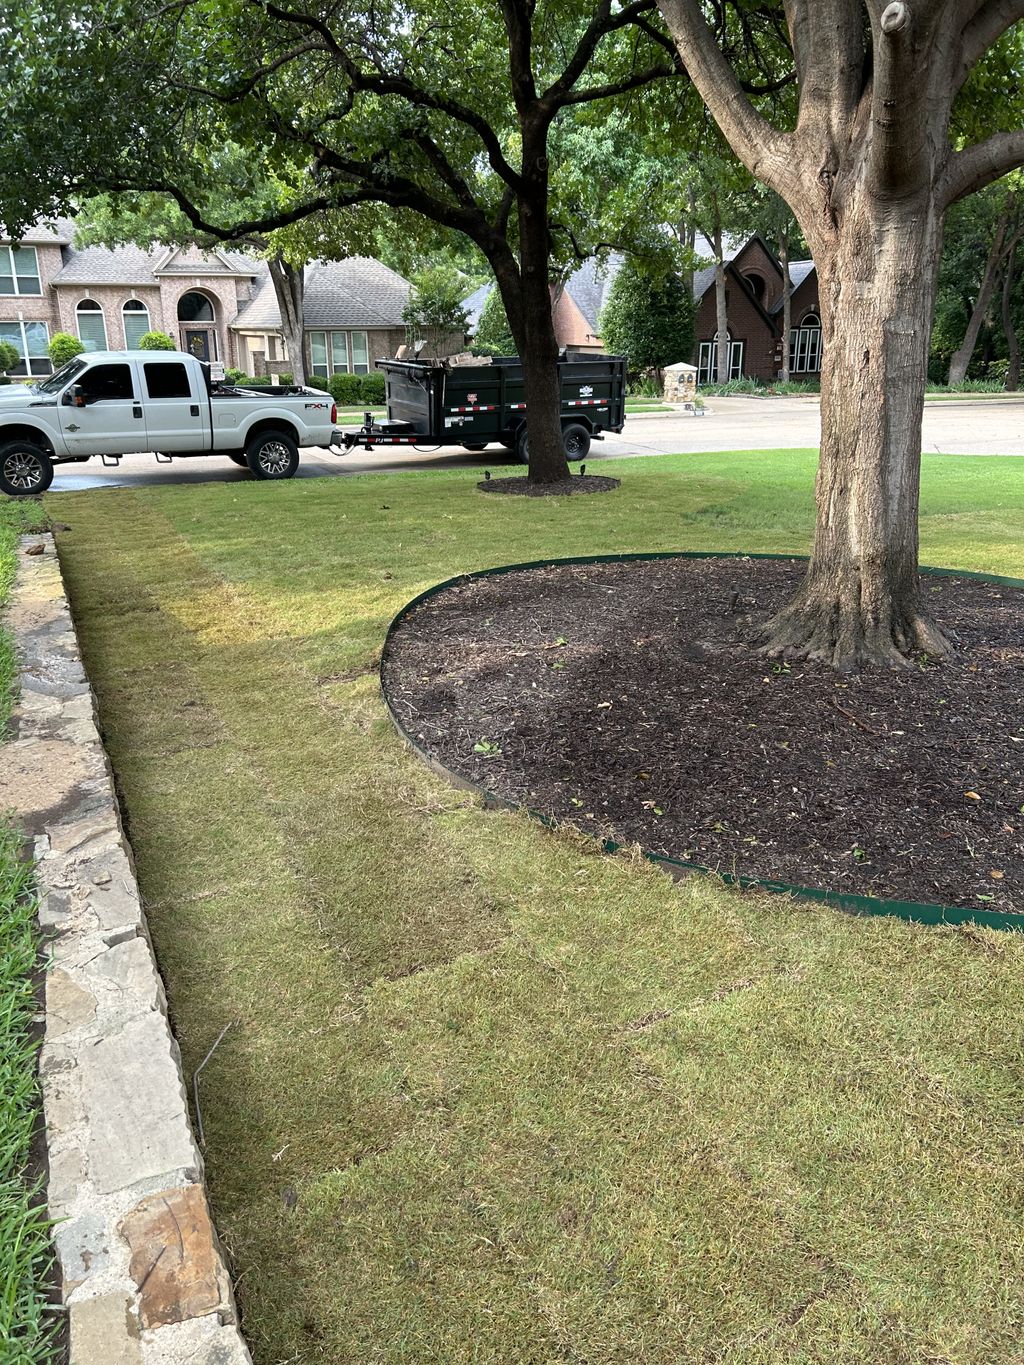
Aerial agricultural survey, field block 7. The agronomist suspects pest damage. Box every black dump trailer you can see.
[335,352,626,461]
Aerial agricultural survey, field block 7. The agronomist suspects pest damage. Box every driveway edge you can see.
[0,534,252,1365]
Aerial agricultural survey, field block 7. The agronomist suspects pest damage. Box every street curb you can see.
[0,534,252,1365]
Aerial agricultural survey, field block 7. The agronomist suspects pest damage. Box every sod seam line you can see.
[381,551,1024,935]
[0,534,253,1363]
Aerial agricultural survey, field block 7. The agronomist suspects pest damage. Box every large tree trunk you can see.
[759,193,950,670]
[779,234,792,383]
[947,207,1010,385]
[713,220,730,384]
[267,255,306,386]
[1002,234,1022,391]
[491,165,570,485]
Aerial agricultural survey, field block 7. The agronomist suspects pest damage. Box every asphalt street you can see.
[46,394,1024,494]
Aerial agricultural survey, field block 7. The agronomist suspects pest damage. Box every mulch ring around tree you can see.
[478,474,621,496]
[382,556,1024,918]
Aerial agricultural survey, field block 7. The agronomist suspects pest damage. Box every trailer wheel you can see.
[227,452,248,467]
[561,423,591,462]
[515,427,530,464]
[462,442,487,451]
[245,430,299,480]
[0,440,54,497]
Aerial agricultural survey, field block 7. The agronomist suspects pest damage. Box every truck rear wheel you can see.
[245,430,299,480]
[0,440,54,497]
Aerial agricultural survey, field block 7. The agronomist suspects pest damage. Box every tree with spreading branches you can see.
[657,1,1024,667]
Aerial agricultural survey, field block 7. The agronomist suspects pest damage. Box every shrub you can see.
[224,367,249,385]
[327,373,363,406]
[360,372,386,405]
[0,340,20,374]
[138,331,176,351]
[474,288,516,356]
[599,259,695,383]
[48,332,85,367]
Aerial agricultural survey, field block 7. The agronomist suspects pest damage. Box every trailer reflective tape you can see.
[566,399,609,407]
[362,436,425,444]
[448,405,497,413]
[510,402,527,410]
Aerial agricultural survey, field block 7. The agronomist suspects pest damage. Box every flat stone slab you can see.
[1,535,252,1365]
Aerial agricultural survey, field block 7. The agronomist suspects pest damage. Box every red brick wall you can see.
[694,278,778,382]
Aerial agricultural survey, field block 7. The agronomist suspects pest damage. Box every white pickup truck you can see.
[0,350,338,496]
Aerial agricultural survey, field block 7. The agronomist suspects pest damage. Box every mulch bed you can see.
[478,475,620,496]
[382,557,1024,916]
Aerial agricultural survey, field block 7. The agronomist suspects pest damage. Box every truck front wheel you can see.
[0,441,54,497]
[245,430,299,480]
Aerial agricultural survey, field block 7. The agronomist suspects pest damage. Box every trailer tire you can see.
[227,452,249,467]
[515,423,591,466]
[462,442,487,451]
[245,430,299,480]
[0,440,54,497]
[561,423,591,462]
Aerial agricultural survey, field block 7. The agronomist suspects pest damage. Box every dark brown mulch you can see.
[382,556,1024,916]
[478,475,620,496]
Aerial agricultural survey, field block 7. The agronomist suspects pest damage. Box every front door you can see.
[183,329,213,363]
[59,360,146,456]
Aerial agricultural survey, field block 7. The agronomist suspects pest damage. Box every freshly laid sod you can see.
[0,500,59,1364]
[49,450,1024,1364]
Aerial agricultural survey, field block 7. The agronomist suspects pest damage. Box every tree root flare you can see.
[754,599,952,672]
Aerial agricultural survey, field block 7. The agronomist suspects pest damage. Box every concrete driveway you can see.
[46,394,1024,494]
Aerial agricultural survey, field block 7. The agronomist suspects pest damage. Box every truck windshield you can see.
[33,358,87,396]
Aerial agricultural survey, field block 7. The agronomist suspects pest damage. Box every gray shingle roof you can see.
[462,282,492,332]
[769,261,816,313]
[564,253,623,331]
[51,244,165,287]
[232,257,411,331]
[1,216,76,246]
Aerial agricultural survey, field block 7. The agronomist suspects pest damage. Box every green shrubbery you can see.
[138,331,176,351]
[325,372,386,407]
[0,341,20,376]
[48,332,85,367]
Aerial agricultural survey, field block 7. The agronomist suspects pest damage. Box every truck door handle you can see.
[190,404,200,417]
[133,405,143,419]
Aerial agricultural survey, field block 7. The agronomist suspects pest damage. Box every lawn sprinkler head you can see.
[484,469,491,480]
[579,463,586,476]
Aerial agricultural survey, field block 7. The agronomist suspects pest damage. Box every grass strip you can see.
[48,451,1024,1363]
[0,495,57,1363]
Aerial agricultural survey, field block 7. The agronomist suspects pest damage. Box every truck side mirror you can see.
[63,384,87,408]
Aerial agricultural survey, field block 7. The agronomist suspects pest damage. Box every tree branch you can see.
[559,62,678,105]
[656,0,794,196]
[956,0,1024,88]
[942,128,1024,204]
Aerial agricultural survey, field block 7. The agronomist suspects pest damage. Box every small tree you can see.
[138,330,176,351]
[598,259,694,384]
[473,290,517,357]
[403,265,470,355]
[48,332,85,367]
[0,340,20,374]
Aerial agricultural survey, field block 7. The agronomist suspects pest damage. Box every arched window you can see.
[177,291,215,322]
[76,299,107,352]
[789,313,822,374]
[122,299,151,349]
[743,272,767,304]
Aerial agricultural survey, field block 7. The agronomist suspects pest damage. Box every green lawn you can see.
[0,500,58,1364]
[48,450,1024,1364]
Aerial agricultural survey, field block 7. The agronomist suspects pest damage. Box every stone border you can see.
[0,534,252,1365]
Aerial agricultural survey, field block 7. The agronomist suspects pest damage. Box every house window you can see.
[308,330,371,377]
[0,319,51,376]
[0,246,42,296]
[123,299,151,349]
[789,314,822,373]
[76,299,108,352]
[698,336,744,384]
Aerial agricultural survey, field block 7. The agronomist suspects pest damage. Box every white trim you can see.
[76,299,108,352]
[0,245,42,298]
[122,298,151,349]
[0,318,51,375]
[698,336,744,384]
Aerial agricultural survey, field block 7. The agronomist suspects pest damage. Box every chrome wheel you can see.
[257,440,292,475]
[4,449,46,492]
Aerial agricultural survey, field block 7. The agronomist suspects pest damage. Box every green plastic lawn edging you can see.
[381,552,1024,934]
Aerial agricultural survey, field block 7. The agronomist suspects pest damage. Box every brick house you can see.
[0,217,411,379]
[693,234,821,384]
[463,255,623,353]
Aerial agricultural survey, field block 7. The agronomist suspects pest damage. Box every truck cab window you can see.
[144,362,191,399]
[79,363,135,401]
